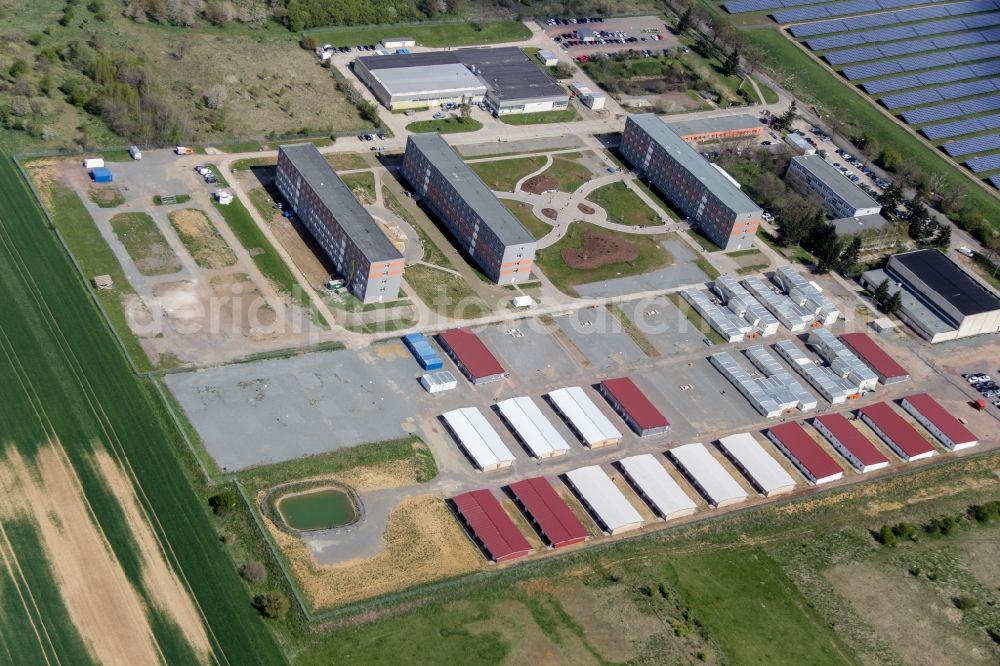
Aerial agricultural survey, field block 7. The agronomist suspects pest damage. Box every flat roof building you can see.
[714,275,780,337]
[900,393,978,451]
[441,407,516,471]
[765,421,844,485]
[718,432,798,496]
[598,377,669,437]
[402,332,443,370]
[668,443,749,508]
[785,133,816,155]
[859,402,938,462]
[812,413,890,473]
[773,339,857,404]
[546,387,622,448]
[508,477,589,548]
[830,214,896,250]
[536,49,558,66]
[451,489,532,563]
[437,327,506,385]
[743,275,816,332]
[618,454,697,521]
[665,114,765,143]
[711,350,817,418]
[420,370,458,394]
[620,114,762,250]
[862,249,1000,342]
[807,328,879,392]
[773,266,840,326]
[403,134,536,284]
[564,465,644,535]
[276,144,403,303]
[787,154,882,219]
[839,333,909,384]
[496,396,571,459]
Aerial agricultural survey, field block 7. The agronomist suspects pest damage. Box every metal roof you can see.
[773,339,854,402]
[496,396,571,458]
[773,266,840,322]
[715,275,779,334]
[859,402,937,461]
[742,276,815,331]
[839,333,909,382]
[861,268,956,336]
[790,154,881,211]
[564,465,644,534]
[627,115,762,215]
[902,393,978,449]
[665,114,762,138]
[507,476,588,548]
[370,63,487,96]
[813,413,889,471]
[890,249,1000,316]
[766,422,844,484]
[451,489,531,562]
[681,287,750,342]
[421,370,456,388]
[668,443,749,507]
[618,454,697,520]
[807,329,878,390]
[718,432,798,495]
[600,377,669,432]
[441,407,515,470]
[278,144,402,261]
[406,134,535,246]
[830,214,891,237]
[546,387,622,447]
[438,327,505,380]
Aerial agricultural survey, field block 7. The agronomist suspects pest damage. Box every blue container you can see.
[90,167,112,183]
[403,333,443,370]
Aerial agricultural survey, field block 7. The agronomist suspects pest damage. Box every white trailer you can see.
[83,158,105,169]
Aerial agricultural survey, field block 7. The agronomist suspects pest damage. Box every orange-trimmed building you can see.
[666,114,765,143]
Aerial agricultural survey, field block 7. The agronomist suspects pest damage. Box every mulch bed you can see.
[521,174,557,194]
[577,203,595,215]
[542,208,558,220]
[561,231,639,269]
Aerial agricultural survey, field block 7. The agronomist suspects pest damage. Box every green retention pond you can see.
[277,487,357,531]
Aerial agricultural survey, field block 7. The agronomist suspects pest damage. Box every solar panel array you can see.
[787,0,999,34]
[942,133,1000,155]
[842,43,1000,80]
[990,174,1000,186]
[967,153,1000,170]
[861,60,1000,93]
[810,13,1000,51]
[881,77,1000,108]
[772,0,992,23]
[922,112,1000,138]
[901,92,1000,123]
[825,28,1000,66]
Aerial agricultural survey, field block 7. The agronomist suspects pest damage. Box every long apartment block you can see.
[402,133,536,284]
[276,143,403,303]
[620,114,762,251]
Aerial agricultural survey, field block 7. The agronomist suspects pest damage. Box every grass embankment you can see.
[587,182,663,227]
[499,108,577,125]
[501,200,551,240]
[469,155,547,192]
[406,118,483,134]
[667,292,726,345]
[0,152,286,662]
[305,20,531,48]
[405,265,490,319]
[110,212,182,276]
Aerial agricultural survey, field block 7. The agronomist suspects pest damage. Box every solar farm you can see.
[723,0,1000,184]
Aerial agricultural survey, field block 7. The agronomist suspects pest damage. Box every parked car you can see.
[958,246,975,257]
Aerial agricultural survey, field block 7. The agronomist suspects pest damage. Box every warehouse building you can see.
[441,407,516,471]
[900,393,978,451]
[859,402,937,462]
[681,287,752,343]
[437,327,506,385]
[569,82,606,109]
[766,421,844,485]
[598,377,670,437]
[564,466,644,535]
[742,276,816,332]
[617,454,697,521]
[838,333,909,384]
[402,333,443,370]
[620,114,762,250]
[773,266,841,326]
[812,413,889,473]
[668,443,749,508]
[666,114,765,143]
[807,329,879,392]
[496,396,571,459]
[787,154,882,219]
[403,134,537,284]
[718,432,797,497]
[546,387,622,448]
[861,249,1000,342]
[451,489,532,563]
[714,275,780,337]
[507,477,589,548]
[276,144,404,303]
[773,339,858,404]
[354,47,569,114]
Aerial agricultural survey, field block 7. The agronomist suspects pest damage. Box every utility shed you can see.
[718,432,798,496]
[839,333,910,384]
[496,396,571,459]
[598,377,669,436]
[812,413,889,473]
[859,402,938,462]
[618,454,697,521]
[420,370,457,394]
[451,489,532,563]
[441,407,516,471]
[508,477,588,548]
[900,393,978,451]
[437,328,506,385]
[563,466,644,535]
[403,333,443,370]
[668,443,749,508]
[90,167,112,183]
[765,422,844,485]
[546,387,623,448]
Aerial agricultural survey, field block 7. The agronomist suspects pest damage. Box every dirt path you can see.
[0,444,162,666]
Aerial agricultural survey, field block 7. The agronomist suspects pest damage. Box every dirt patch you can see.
[542,208,558,220]
[267,495,482,609]
[210,274,277,338]
[25,159,61,211]
[0,444,161,665]
[268,211,335,290]
[88,184,125,208]
[168,209,236,269]
[110,213,182,276]
[91,450,212,662]
[522,174,558,194]
[578,203,595,215]
[561,231,639,269]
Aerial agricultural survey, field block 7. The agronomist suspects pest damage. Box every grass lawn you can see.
[756,78,780,104]
[588,182,663,227]
[535,222,673,294]
[406,118,483,134]
[470,155,546,192]
[109,212,182,276]
[341,171,377,204]
[404,264,489,319]
[325,153,369,171]
[687,227,723,252]
[540,153,593,192]
[499,108,577,126]
[667,292,726,345]
[305,20,530,48]
[501,200,551,240]
[168,208,237,269]
[695,256,721,280]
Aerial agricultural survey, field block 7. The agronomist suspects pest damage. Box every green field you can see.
[499,108,578,126]
[0,152,286,662]
[470,155,547,192]
[587,182,663,227]
[305,20,531,48]
[406,118,483,134]
[539,153,593,192]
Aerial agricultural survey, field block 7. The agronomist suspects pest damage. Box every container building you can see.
[441,407,516,471]
[563,465,644,535]
[496,396,571,459]
[668,443,749,508]
[546,387,623,448]
[717,432,798,497]
[859,402,938,462]
[618,454,697,521]
[451,489,532,562]
[598,377,670,437]
[900,393,978,451]
[507,476,589,548]
[437,327,506,385]
[765,421,844,485]
[812,413,890,473]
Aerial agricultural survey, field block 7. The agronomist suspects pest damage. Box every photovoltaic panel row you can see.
[725,0,831,14]
[901,92,1000,123]
[790,4,945,37]
[941,132,1000,155]
[775,0,992,23]
[921,112,1000,138]
[861,60,1000,93]
[881,77,1000,108]
[966,152,1000,171]
[825,29,1000,65]
[783,0,999,27]
[989,174,1000,187]
[843,43,1000,80]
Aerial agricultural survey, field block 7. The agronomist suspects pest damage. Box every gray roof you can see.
[278,144,401,261]
[890,249,1000,316]
[407,134,534,246]
[863,267,955,335]
[357,47,564,103]
[370,64,487,97]
[665,114,761,138]
[790,154,880,211]
[830,213,890,237]
[629,114,762,215]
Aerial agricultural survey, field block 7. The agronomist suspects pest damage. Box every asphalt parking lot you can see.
[574,237,710,298]
[553,307,647,372]
[542,16,680,60]
[617,295,708,356]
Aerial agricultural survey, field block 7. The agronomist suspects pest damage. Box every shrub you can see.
[253,591,290,618]
[970,501,1000,523]
[924,515,962,536]
[954,595,978,610]
[876,525,897,546]
[208,489,237,516]
[239,561,267,585]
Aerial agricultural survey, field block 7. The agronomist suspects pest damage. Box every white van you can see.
[129,145,142,160]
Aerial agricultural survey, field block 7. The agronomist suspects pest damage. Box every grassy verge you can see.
[501,200,551,240]
[695,256,721,280]
[404,264,489,319]
[499,108,577,126]
[588,182,663,227]
[541,153,592,192]
[727,248,763,258]
[687,227,723,253]
[153,194,191,206]
[756,78,779,104]
[325,153,368,171]
[340,171,376,204]
[406,117,483,134]
[667,292,726,345]
[469,155,547,192]
[607,304,661,358]
[168,208,237,269]
[109,212,182,276]
[305,20,531,48]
